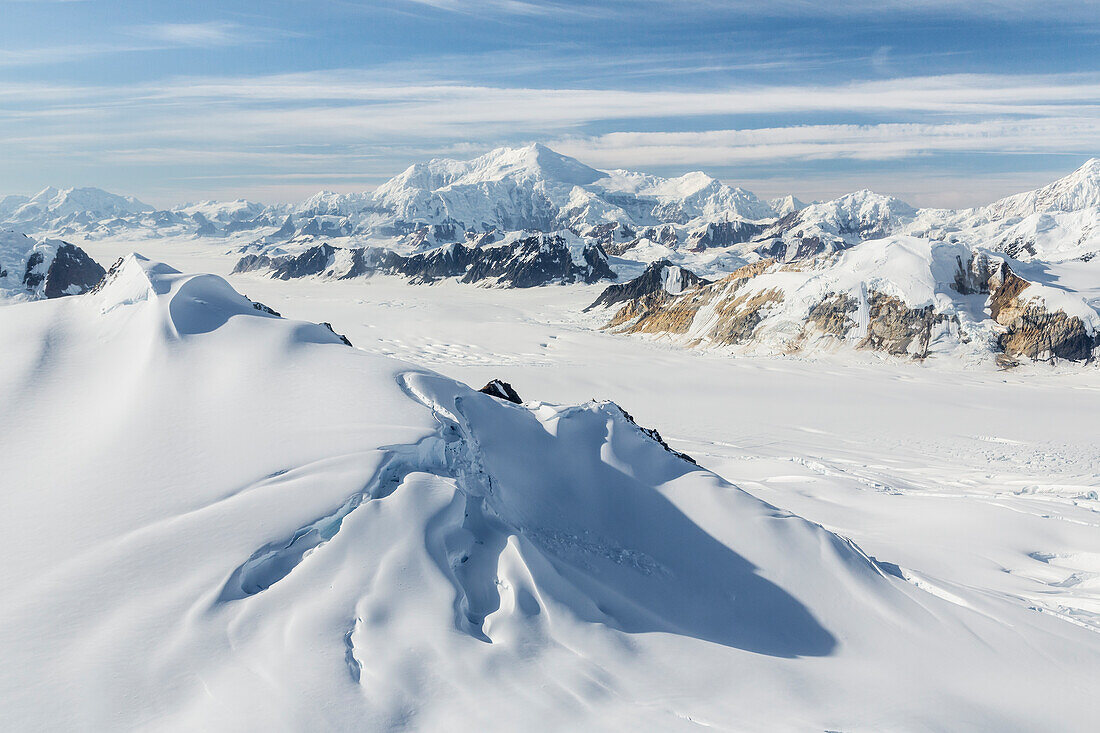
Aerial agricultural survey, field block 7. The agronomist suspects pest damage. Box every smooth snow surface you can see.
[2,239,1099,731]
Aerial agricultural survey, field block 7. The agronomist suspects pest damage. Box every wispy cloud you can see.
[393,0,1100,21]
[0,21,285,68]
[128,22,261,47]
[550,118,1100,167]
[3,69,1098,204]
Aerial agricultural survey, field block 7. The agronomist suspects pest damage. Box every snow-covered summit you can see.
[984,158,1100,220]
[324,144,778,238]
[751,189,918,261]
[906,158,1100,262]
[768,194,807,217]
[0,186,160,240]
[8,186,152,223]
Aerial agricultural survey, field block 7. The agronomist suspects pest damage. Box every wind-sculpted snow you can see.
[3,257,1100,730]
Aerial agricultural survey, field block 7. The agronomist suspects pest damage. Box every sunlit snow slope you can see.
[1,256,1098,731]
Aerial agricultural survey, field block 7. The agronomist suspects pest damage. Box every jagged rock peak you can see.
[586,259,709,311]
[478,379,523,404]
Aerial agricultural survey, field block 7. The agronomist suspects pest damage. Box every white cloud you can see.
[0,22,278,68]
[130,22,256,47]
[393,0,1100,21]
[2,70,1098,204]
[549,119,1100,167]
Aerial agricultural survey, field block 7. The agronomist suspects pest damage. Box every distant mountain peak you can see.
[769,195,806,216]
[452,144,603,187]
[984,157,1100,219]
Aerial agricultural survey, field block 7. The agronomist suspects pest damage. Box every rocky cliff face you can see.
[585,259,710,311]
[1,232,106,301]
[593,243,1099,364]
[33,242,107,298]
[966,255,1100,363]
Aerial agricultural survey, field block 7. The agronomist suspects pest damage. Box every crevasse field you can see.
[2,234,1097,731]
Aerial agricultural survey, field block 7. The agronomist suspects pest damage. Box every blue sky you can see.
[3,0,1099,206]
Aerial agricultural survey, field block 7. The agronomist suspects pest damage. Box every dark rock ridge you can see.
[478,380,522,404]
[585,259,709,311]
[321,322,353,347]
[16,241,106,299]
[610,403,696,465]
[250,300,281,317]
[233,234,616,289]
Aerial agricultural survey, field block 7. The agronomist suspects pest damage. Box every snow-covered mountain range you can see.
[3,147,1099,363]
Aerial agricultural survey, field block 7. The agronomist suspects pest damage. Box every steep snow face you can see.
[768,194,807,217]
[367,144,605,232]
[901,159,1100,263]
[292,190,374,218]
[984,158,1100,219]
[373,144,601,199]
[4,258,1100,730]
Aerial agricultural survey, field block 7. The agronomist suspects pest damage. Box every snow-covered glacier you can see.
[2,255,1100,730]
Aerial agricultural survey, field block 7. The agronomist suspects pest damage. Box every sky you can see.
[2,0,1100,207]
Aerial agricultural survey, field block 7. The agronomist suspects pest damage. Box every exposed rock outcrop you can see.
[321,322,353,347]
[956,252,1099,363]
[585,259,709,311]
[610,403,696,465]
[805,294,857,337]
[2,234,106,300]
[478,379,522,404]
[37,242,107,298]
[856,294,958,358]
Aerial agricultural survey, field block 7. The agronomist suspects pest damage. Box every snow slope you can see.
[2,254,1100,730]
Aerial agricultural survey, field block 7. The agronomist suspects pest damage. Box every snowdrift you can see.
[2,256,1099,730]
